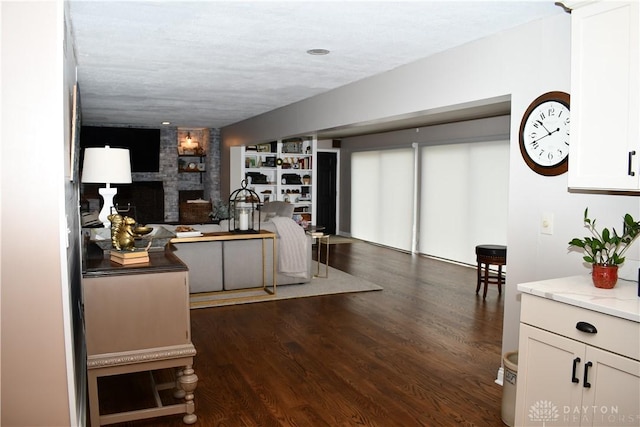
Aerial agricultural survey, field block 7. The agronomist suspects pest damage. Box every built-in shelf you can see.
[231,137,316,225]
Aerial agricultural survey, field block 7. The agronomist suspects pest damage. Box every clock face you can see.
[519,91,570,176]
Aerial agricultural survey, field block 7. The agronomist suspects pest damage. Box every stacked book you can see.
[110,249,149,265]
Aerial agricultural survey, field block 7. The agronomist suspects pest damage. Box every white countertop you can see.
[517,275,640,323]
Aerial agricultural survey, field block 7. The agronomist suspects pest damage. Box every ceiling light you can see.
[307,48,330,56]
[161,121,171,125]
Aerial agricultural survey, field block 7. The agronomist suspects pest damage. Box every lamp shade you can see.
[81,146,132,184]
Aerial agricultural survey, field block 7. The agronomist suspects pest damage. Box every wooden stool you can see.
[475,244,507,299]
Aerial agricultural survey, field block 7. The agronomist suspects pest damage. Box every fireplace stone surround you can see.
[81,126,221,224]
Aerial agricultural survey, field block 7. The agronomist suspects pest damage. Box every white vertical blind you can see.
[419,140,509,265]
[351,148,414,251]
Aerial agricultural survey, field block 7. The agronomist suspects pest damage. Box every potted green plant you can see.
[568,208,640,288]
[209,200,230,224]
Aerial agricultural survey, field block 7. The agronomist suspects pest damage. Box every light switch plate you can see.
[541,212,554,235]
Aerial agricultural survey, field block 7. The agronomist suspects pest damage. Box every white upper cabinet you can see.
[568,1,640,190]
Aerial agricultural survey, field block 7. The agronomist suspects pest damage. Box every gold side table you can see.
[308,230,329,278]
[171,230,278,306]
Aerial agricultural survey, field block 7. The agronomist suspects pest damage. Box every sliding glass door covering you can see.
[351,148,415,252]
[420,140,509,265]
[351,140,508,265]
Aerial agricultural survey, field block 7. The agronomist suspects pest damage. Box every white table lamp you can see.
[81,145,132,228]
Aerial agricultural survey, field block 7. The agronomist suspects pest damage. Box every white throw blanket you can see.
[270,217,308,278]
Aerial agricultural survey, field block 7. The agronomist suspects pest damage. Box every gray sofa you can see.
[150,211,312,293]
[170,226,312,293]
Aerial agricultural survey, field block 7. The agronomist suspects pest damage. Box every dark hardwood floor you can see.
[100,241,506,426]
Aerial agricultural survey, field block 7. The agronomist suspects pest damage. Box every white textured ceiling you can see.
[69,1,564,131]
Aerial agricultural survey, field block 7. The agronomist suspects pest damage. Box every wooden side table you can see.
[83,251,197,426]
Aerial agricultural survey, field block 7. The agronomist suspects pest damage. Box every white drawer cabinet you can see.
[515,294,639,426]
[567,1,640,191]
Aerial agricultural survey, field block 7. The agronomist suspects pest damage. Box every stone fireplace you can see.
[80,126,222,224]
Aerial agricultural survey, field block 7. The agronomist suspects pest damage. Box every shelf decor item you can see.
[110,248,149,265]
[282,139,302,153]
[107,213,152,251]
[228,179,260,233]
[257,143,271,152]
[568,208,640,288]
[180,200,212,224]
[265,156,276,167]
[181,132,200,155]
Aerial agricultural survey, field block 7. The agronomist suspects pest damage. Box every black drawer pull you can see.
[583,361,593,388]
[572,357,581,383]
[576,321,597,334]
[629,151,636,176]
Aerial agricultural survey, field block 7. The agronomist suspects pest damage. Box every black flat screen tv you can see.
[80,126,161,172]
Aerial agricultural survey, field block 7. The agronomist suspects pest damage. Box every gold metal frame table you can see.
[307,229,329,278]
[171,230,278,306]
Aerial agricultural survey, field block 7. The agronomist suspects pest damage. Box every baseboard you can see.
[495,366,504,386]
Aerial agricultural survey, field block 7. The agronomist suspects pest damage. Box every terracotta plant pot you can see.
[591,264,618,289]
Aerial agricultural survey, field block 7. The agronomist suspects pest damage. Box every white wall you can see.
[223,13,640,365]
[1,1,77,425]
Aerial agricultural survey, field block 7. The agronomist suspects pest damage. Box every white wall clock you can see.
[519,91,570,176]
